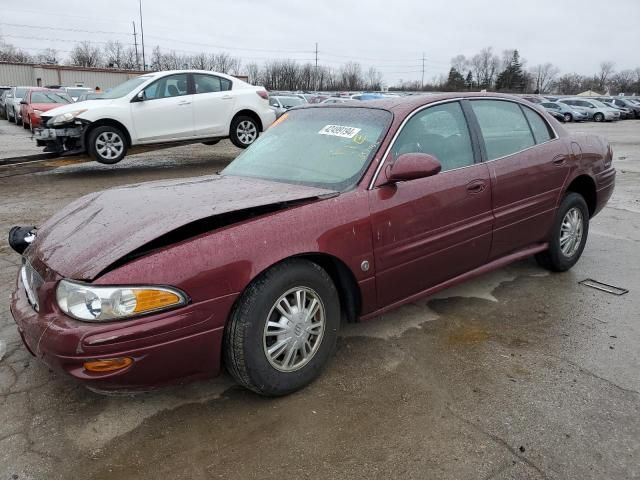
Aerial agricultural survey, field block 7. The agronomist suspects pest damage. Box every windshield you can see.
[223,107,392,191]
[31,92,71,104]
[15,87,27,98]
[591,100,608,108]
[66,88,88,98]
[100,76,151,99]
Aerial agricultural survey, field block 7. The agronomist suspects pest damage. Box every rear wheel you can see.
[88,126,127,164]
[23,116,29,129]
[593,112,604,122]
[229,115,259,149]
[535,192,589,272]
[224,259,340,396]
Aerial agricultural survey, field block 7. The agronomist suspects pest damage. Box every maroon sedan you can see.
[9,93,615,396]
[20,88,72,132]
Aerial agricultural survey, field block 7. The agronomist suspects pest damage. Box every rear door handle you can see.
[221,95,233,100]
[552,155,567,166]
[177,101,191,106]
[466,180,487,194]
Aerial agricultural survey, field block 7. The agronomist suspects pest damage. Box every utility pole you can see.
[421,52,425,90]
[132,21,140,70]
[139,0,146,70]
[315,42,319,91]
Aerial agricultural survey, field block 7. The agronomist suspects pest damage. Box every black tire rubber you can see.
[229,115,259,149]
[88,125,128,164]
[23,117,29,129]
[563,113,572,123]
[593,112,604,122]
[202,140,220,146]
[15,111,22,126]
[535,192,589,272]
[223,258,340,396]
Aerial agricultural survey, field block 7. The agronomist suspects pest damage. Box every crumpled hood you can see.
[27,175,335,280]
[43,99,115,118]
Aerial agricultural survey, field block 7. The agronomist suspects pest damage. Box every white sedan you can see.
[37,70,275,164]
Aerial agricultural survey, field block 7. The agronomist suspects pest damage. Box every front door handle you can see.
[221,95,233,100]
[177,101,191,106]
[466,180,487,194]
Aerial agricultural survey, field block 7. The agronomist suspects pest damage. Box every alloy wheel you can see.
[236,120,257,145]
[95,131,124,160]
[559,207,584,257]
[263,286,325,372]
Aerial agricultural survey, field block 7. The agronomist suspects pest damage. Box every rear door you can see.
[369,101,493,307]
[469,99,570,259]
[131,73,194,142]
[192,73,236,137]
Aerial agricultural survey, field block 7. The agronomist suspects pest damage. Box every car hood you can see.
[31,103,64,112]
[26,175,336,280]
[44,99,115,118]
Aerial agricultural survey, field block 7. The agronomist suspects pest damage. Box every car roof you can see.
[301,92,542,115]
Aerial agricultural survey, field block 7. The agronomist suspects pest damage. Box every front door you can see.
[369,101,494,307]
[131,73,194,142]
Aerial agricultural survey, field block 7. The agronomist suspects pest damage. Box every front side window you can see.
[522,106,554,144]
[193,74,232,94]
[223,107,392,191]
[391,101,474,172]
[471,100,535,160]
[144,74,189,100]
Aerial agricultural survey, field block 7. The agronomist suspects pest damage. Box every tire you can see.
[593,112,604,122]
[229,115,259,149]
[88,125,127,164]
[535,192,589,272]
[23,116,29,129]
[202,140,220,146]
[15,110,22,126]
[563,113,572,123]
[224,258,340,396]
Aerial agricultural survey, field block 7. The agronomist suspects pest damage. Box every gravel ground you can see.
[0,120,638,480]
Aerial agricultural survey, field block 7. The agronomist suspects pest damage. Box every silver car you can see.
[6,86,29,125]
[558,98,620,122]
[268,95,306,118]
[540,101,589,122]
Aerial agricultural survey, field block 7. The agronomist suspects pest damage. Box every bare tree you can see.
[245,62,260,85]
[69,41,102,67]
[609,69,635,95]
[104,41,127,68]
[0,39,32,63]
[555,73,584,95]
[34,48,59,65]
[597,61,615,92]
[450,54,468,73]
[530,63,560,93]
[470,47,499,89]
[366,66,383,90]
[340,62,363,90]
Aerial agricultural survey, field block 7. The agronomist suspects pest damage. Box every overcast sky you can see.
[2,0,639,85]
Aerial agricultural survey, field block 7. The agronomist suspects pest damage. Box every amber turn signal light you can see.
[84,357,133,372]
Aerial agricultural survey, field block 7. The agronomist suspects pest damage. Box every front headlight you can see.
[56,279,188,322]
[33,109,43,116]
[50,109,87,126]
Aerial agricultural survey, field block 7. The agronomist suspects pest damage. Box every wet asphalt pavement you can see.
[0,120,638,480]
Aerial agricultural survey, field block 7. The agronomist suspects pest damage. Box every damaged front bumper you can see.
[34,118,89,154]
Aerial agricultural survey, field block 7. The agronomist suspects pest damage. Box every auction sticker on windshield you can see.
[318,125,362,138]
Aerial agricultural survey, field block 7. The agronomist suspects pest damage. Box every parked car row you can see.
[523,94,640,122]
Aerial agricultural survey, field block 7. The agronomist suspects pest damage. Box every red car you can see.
[19,88,72,132]
[9,93,615,396]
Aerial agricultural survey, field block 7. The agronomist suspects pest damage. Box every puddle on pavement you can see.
[447,325,490,345]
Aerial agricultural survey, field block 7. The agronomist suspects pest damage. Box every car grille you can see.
[21,259,44,312]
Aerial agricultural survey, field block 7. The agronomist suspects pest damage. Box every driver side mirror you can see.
[20,100,27,105]
[385,153,442,183]
[133,90,145,102]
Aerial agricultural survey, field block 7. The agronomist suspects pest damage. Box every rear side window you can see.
[391,101,474,172]
[193,74,232,93]
[471,100,535,160]
[522,106,553,144]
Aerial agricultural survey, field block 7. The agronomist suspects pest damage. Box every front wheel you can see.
[88,126,127,164]
[229,115,259,149]
[563,113,572,122]
[224,259,340,396]
[535,192,589,272]
[23,116,30,129]
[593,112,604,122]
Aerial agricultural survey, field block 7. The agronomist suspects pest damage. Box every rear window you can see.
[522,106,554,144]
[31,92,72,104]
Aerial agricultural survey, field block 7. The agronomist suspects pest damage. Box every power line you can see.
[0,33,135,46]
[0,22,130,36]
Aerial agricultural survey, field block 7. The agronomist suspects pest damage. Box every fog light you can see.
[84,357,133,372]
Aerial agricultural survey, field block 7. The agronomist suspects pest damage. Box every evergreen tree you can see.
[445,67,466,91]
[465,70,474,90]
[496,50,526,92]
